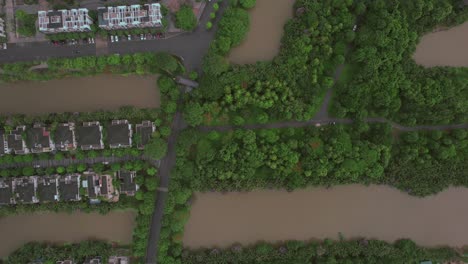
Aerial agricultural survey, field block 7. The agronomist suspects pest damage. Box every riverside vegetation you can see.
[160,0,468,263]
[184,0,357,125]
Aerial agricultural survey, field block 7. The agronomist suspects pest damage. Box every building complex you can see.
[38,8,93,33]
[0,170,138,206]
[97,4,163,30]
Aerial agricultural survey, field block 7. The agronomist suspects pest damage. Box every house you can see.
[0,130,7,156]
[27,124,55,153]
[83,172,118,202]
[37,175,59,202]
[6,126,29,154]
[108,256,129,264]
[97,4,162,30]
[55,122,77,151]
[12,177,39,204]
[38,8,93,33]
[0,18,6,38]
[108,120,132,149]
[0,178,14,205]
[77,122,104,150]
[84,257,102,264]
[135,121,155,149]
[56,261,74,264]
[58,174,81,202]
[117,170,139,196]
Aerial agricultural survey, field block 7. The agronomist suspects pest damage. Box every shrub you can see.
[175,5,197,31]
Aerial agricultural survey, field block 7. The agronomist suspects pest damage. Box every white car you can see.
[115,35,119,42]
[110,35,115,43]
[2,43,6,50]
[127,35,131,40]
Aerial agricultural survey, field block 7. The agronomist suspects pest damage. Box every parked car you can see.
[2,43,7,50]
[140,34,144,40]
[115,35,119,42]
[127,35,131,41]
[110,35,115,43]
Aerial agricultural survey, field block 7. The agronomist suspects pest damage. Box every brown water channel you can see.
[228,0,295,64]
[184,185,468,249]
[0,210,136,258]
[413,22,468,67]
[0,75,159,115]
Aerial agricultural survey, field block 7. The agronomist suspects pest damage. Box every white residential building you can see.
[97,3,162,30]
[38,8,93,33]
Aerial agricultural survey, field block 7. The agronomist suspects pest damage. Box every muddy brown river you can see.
[413,21,468,67]
[228,0,295,64]
[184,185,468,249]
[0,75,159,114]
[0,210,136,257]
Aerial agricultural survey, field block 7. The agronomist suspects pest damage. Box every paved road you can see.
[199,118,468,133]
[0,2,217,72]
[144,2,226,263]
[0,155,137,169]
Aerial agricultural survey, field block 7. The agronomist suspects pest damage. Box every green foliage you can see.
[331,0,468,125]
[192,0,357,125]
[239,0,256,9]
[217,8,249,47]
[183,102,204,126]
[15,11,37,37]
[144,138,168,160]
[6,241,114,263]
[175,5,197,31]
[202,54,229,76]
[182,239,461,263]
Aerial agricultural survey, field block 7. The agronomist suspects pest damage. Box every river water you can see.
[0,210,136,257]
[413,22,468,67]
[184,185,468,249]
[0,75,159,115]
[228,0,295,64]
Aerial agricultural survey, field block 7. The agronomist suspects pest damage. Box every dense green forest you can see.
[185,0,357,125]
[6,241,117,263]
[331,0,468,125]
[171,126,467,195]
[182,239,462,264]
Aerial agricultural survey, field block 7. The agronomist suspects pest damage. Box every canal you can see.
[228,0,295,64]
[0,75,159,115]
[413,21,468,67]
[184,185,468,249]
[0,210,136,258]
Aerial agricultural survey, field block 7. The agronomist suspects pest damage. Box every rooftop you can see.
[58,174,81,201]
[97,3,162,29]
[55,123,76,151]
[38,8,93,33]
[13,177,38,204]
[76,122,103,150]
[0,130,6,155]
[27,125,54,153]
[0,178,13,205]
[118,170,138,196]
[37,175,59,202]
[108,120,132,148]
[7,126,28,154]
[135,121,155,149]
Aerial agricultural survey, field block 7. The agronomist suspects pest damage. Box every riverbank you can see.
[0,210,136,258]
[0,75,159,115]
[184,185,468,249]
